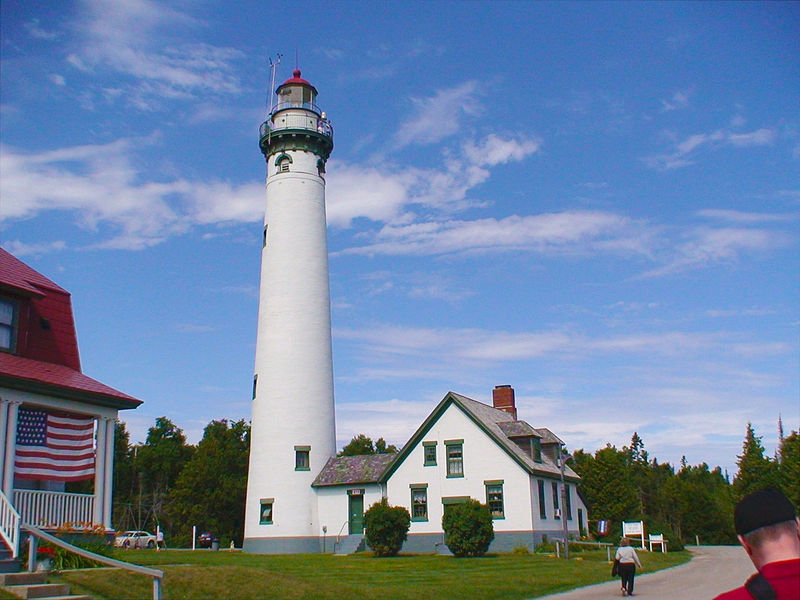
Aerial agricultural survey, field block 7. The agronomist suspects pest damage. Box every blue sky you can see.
[1,1,798,476]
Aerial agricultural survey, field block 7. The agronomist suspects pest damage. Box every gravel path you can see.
[534,546,754,600]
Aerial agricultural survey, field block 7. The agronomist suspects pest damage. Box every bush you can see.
[364,498,410,557]
[441,499,494,557]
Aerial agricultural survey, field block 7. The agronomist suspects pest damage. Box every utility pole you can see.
[559,443,570,559]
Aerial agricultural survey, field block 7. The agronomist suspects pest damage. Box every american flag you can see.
[15,409,95,481]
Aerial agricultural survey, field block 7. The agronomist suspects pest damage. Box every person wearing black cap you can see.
[713,487,800,600]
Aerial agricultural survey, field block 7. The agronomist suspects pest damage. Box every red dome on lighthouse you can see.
[282,68,311,86]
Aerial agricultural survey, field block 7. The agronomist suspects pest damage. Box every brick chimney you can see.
[493,385,517,420]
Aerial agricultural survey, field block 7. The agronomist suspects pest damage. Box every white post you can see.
[0,399,8,483]
[2,401,20,497]
[93,417,107,525]
[103,418,115,528]
[192,525,196,551]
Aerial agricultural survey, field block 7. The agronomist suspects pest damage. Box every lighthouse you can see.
[244,69,336,553]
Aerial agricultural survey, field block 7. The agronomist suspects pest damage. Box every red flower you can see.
[37,547,56,557]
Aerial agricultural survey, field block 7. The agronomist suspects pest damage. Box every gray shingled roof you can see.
[446,393,580,481]
[497,421,541,438]
[312,454,395,487]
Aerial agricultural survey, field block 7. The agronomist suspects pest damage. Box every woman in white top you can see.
[615,537,643,596]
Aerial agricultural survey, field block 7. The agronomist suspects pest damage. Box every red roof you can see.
[0,352,141,409]
[0,248,67,296]
[281,68,312,87]
[0,247,141,409]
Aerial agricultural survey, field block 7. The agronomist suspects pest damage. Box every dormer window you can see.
[0,297,17,352]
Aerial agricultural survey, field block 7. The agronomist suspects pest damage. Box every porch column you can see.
[2,401,20,498]
[102,418,115,528]
[0,399,8,490]
[93,416,107,525]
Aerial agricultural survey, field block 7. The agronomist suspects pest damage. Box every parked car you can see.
[115,530,157,549]
[197,532,216,548]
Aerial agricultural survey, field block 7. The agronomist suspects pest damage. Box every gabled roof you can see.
[380,391,580,483]
[0,248,66,296]
[498,421,541,438]
[0,352,141,410]
[312,454,395,487]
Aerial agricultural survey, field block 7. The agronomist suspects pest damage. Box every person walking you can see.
[615,537,642,596]
[713,487,799,600]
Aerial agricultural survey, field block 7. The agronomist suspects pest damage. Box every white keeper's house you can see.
[314,385,587,555]
[0,247,142,557]
[242,67,587,554]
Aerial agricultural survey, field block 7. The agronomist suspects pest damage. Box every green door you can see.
[348,492,365,534]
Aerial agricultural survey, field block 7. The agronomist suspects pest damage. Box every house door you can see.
[348,491,364,534]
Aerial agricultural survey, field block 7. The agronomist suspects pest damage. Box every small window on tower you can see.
[280,160,290,173]
[263,225,268,247]
[295,446,310,471]
[260,499,274,524]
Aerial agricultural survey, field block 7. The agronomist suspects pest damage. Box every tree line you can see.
[109,417,798,548]
[569,423,799,548]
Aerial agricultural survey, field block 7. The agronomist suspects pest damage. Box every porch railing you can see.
[0,490,20,558]
[23,524,164,600]
[13,490,93,528]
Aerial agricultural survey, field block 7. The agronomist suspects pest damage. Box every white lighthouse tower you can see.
[244,69,336,553]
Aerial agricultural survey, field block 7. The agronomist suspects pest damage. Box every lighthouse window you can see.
[260,499,274,524]
[295,446,310,471]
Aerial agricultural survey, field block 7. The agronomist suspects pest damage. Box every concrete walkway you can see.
[535,546,754,599]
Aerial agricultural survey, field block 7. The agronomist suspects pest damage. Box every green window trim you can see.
[423,441,437,466]
[260,499,274,525]
[410,486,428,522]
[441,496,470,505]
[445,441,464,478]
[273,152,293,166]
[295,446,310,471]
[537,479,547,519]
[485,482,505,520]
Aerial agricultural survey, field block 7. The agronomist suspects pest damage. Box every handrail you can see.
[22,524,164,600]
[332,520,349,553]
[0,490,20,558]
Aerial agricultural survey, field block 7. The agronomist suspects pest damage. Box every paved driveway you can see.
[534,546,754,599]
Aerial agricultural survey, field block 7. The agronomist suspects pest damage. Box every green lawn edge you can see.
[46,548,690,600]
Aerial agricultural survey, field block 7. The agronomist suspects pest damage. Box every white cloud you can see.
[643,226,793,277]
[645,127,777,171]
[69,0,243,104]
[394,81,481,147]
[339,211,643,257]
[697,209,799,224]
[660,90,691,112]
[326,132,540,228]
[0,140,263,250]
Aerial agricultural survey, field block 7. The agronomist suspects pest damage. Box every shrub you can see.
[364,498,410,557]
[441,499,494,557]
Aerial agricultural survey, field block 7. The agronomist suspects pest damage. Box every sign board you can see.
[622,521,646,549]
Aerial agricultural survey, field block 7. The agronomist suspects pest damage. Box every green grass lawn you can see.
[46,548,689,600]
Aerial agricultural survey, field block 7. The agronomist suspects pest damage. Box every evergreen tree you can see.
[166,419,250,547]
[778,430,800,509]
[112,420,136,527]
[572,444,641,523]
[338,434,397,456]
[733,423,780,500]
[135,417,194,532]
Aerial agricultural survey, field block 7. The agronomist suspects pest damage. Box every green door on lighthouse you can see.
[348,490,365,534]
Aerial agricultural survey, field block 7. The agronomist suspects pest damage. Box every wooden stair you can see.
[0,572,92,600]
[0,541,20,574]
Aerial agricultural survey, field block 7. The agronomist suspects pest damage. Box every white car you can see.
[114,530,157,549]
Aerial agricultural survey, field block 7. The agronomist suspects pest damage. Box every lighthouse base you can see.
[243,535,328,554]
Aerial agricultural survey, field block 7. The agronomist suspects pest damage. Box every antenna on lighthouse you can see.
[267,53,283,114]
